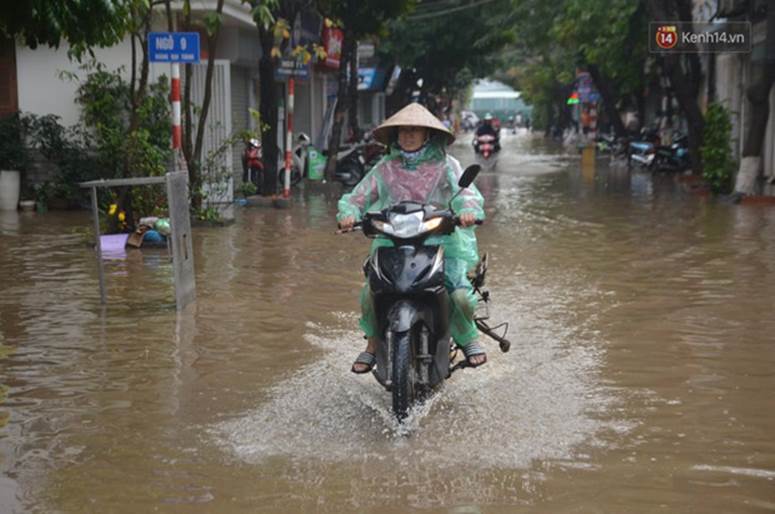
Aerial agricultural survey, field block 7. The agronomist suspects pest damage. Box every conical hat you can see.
[373,103,455,146]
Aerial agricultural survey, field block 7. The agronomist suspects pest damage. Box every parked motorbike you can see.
[628,128,689,172]
[653,131,690,172]
[596,133,630,160]
[279,133,309,187]
[627,127,661,170]
[332,133,386,187]
[242,138,264,188]
[338,164,511,423]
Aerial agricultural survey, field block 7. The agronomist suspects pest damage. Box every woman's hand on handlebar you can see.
[459,212,478,227]
[338,216,356,230]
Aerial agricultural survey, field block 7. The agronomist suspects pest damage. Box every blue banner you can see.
[148,32,200,63]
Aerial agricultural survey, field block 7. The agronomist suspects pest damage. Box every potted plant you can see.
[0,113,31,211]
[237,181,257,198]
[19,183,36,211]
[33,181,51,213]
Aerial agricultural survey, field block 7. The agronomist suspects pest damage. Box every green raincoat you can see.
[337,139,485,346]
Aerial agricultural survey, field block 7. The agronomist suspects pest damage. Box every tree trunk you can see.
[588,64,627,137]
[191,0,226,209]
[663,54,705,173]
[258,26,279,196]
[325,29,355,181]
[647,0,705,174]
[182,1,195,197]
[347,39,360,141]
[164,0,173,31]
[735,3,775,195]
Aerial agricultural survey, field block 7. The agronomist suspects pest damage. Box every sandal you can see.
[351,351,376,374]
[462,341,487,368]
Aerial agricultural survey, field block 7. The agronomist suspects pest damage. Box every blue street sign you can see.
[148,32,200,63]
[275,58,309,79]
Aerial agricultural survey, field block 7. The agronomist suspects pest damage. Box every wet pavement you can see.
[1,130,774,513]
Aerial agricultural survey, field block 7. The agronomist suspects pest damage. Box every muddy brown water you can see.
[1,131,774,513]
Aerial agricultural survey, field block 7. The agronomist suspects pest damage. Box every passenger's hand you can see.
[338,216,355,230]
[459,213,477,227]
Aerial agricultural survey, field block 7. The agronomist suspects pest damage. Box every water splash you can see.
[212,273,625,476]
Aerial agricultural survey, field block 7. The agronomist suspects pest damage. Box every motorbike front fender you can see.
[387,299,422,333]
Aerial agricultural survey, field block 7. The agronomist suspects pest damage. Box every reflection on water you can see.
[1,131,774,513]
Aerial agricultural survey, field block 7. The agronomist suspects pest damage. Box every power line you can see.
[406,0,502,21]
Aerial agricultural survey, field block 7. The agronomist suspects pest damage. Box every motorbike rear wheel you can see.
[391,330,417,423]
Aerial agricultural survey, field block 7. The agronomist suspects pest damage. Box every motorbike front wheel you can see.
[277,166,302,187]
[391,330,417,423]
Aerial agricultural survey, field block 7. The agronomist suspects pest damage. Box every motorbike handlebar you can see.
[335,221,362,234]
[337,217,481,234]
[454,217,484,227]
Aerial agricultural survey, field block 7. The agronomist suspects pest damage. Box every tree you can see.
[318,0,415,180]
[180,0,227,208]
[551,0,649,137]
[244,0,314,196]
[0,0,129,59]
[494,0,650,136]
[380,0,513,107]
[491,0,574,133]
[646,0,705,174]
[734,2,775,195]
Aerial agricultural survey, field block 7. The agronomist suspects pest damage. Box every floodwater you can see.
[1,130,774,513]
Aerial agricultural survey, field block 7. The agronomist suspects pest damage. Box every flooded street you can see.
[1,131,774,513]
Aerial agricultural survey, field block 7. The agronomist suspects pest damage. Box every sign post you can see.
[148,32,200,169]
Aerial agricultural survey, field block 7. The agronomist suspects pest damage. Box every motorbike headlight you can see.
[421,217,443,233]
[389,212,425,238]
[371,219,393,235]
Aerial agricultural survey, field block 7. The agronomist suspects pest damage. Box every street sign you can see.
[275,58,309,79]
[148,32,200,63]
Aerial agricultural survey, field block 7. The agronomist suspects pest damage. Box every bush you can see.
[0,113,32,172]
[29,114,102,205]
[701,103,734,194]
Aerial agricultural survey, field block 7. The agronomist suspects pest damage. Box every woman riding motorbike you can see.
[337,103,487,373]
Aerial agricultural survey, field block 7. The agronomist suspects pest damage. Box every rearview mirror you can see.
[458,164,481,189]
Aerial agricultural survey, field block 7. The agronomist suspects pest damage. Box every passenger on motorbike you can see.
[337,103,487,373]
[474,113,501,152]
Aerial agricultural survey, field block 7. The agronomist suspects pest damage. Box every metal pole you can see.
[283,76,294,198]
[90,186,106,304]
[171,62,184,170]
[172,63,182,150]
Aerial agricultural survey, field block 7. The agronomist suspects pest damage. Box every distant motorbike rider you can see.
[474,113,501,152]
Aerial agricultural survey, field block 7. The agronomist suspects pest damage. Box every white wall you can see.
[17,39,180,127]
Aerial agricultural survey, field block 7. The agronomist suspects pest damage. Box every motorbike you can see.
[280,133,310,187]
[332,133,386,187]
[338,164,511,423]
[653,131,690,172]
[627,127,661,170]
[596,133,630,160]
[628,128,690,172]
[242,138,264,189]
[473,133,499,160]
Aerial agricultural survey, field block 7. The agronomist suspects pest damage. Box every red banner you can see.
[322,26,343,69]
